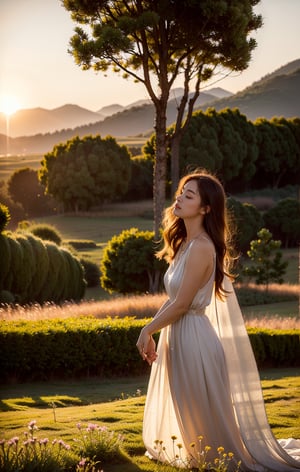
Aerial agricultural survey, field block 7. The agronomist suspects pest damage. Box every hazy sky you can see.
[1,0,300,112]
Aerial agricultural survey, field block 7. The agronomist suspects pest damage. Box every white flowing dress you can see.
[143,239,300,471]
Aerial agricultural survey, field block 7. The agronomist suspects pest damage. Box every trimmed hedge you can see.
[0,232,86,304]
[0,318,299,383]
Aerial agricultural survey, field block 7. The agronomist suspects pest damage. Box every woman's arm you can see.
[136,239,214,359]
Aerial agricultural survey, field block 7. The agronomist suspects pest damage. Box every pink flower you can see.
[28,420,38,431]
[86,423,98,432]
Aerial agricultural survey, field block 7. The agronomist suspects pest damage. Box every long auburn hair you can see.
[157,170,234,299]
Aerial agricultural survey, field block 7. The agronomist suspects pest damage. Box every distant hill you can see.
[0,88,228,139]
[201,60,300,120]
[0,104,104,138]
[0,89,225,155]
[1,59,299,155]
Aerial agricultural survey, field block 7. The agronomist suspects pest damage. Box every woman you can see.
[136,171,300,471]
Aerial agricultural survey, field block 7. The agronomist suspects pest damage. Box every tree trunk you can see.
[170,135,181,197]
[153,102,168,239]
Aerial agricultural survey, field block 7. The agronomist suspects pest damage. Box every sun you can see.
[0,95,20,116]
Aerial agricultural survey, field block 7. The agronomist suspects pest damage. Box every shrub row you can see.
[67,239,98,249]
[0,318,299,383]
[0,232,86,304]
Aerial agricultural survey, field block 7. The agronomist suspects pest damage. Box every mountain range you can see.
[0,58,299,155]
[0,87,231,138]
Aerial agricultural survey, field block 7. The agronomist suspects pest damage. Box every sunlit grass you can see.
[0,370,299,472]
[1,284,299,328]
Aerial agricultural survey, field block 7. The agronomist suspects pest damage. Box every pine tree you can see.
[242,228,288,292]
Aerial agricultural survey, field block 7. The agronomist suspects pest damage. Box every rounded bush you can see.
[101,228,167,294]
[28,224,62,245]
[0,203,10,233]
[80,257,100,287]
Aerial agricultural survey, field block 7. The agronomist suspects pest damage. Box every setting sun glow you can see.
[0,95,20,116]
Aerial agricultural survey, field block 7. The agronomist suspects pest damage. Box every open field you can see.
[34,208,153,243]
[0,369,299,472]
[0,153,43,180]
[0,136,147,181]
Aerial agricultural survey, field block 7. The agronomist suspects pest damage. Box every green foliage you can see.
[0,203,10,232]
[64,1,261,77]
[0,290,15,304]
[63,0,262,234]
[7,167,54,217]
[101,228,167,294]
[0,232,86,305]
[166,108,258,192]
[242,228,288,290]
[254,117,300,189]
[227,197,263,252]
[67,240,97,249]
[0,419,128,472]
[263,198,300,248]
[80,257,101,287]
[235,285,297,306]
[125,155,153,200]
[0,317,152,382]
[39,135,131,212]
[142,109,299,194]
[0,317,299,383]
[75,422,128,465]
[28,223,62,245]
[0,234,11,287]
[247,328,300,367]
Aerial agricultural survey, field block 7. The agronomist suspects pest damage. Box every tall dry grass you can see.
[0,293,167,322]
[1,283,299,329]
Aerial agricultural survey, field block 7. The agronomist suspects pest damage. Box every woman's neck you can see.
[185,224,206,243]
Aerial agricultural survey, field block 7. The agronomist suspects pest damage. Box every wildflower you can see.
[58,439,71,450]
[171,435,177,440]
[39,438,49,446]
[87,423,98,432]
[190,442,196,448]
[177,443,183,449]
[205,445,211,452]
[98,426,108,432]
[28,420,38,430]
[218,446,225,453]
[77,422,82,430]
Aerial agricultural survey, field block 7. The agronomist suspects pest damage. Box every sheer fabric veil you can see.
[206,276,300,471]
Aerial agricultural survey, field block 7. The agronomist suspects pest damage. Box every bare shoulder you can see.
[188,235,215,262]
[192,234,215,251]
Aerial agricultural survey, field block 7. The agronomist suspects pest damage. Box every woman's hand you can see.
[136,327,157,365]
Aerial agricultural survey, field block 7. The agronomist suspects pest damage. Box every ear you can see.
[200,205,210,215]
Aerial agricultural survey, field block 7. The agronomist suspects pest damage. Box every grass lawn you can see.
[34,214,153,243]
[242,300,299,318]
[0,369,299,472]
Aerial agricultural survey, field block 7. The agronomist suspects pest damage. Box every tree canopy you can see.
[62,0,262,235]
[39,135,131,212]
